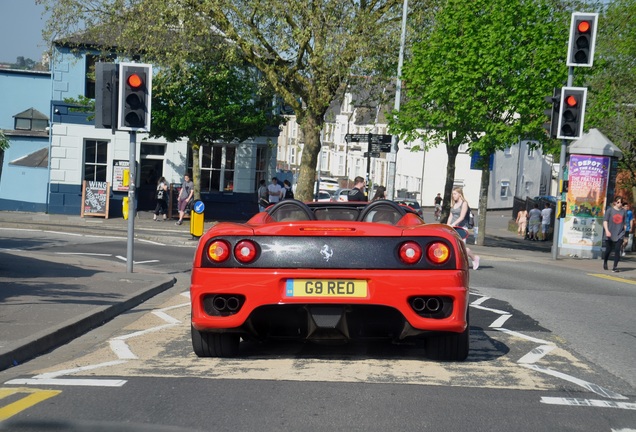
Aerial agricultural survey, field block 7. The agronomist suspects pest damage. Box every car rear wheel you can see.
[191,325,240,357]
[425,309,470,361]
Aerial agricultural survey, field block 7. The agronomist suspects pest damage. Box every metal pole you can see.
[387,0,408,200]
[127,131,136,272]
[552,67,574,260]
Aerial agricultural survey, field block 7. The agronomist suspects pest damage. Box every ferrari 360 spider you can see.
[190,199,470,360]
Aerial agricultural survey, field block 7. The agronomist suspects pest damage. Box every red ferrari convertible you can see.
[190,199,470,360]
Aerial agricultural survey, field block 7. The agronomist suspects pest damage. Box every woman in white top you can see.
[447,187,480,270]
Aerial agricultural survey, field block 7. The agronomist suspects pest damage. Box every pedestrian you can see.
[152,176,169,222]
[257,179,269,212]
[434,193,442,220]
[527,203,541,241]
[371,186,386,201]
[267,177,284,204]
[447,186,480,270]
[540,202,552,241]
[348,176,367,201]
[622,201,633,256]
[175,172,194,226]
[516,207,528,238]
[283,179,295,200]
[603,196,626,272]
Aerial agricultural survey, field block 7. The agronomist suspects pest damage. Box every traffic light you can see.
[95,63,118,130]
[543,88,560,139]
[118,62,152,132]
[566,12,598,67]
[557,87,587,140]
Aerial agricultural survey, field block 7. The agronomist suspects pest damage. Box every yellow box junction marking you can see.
[0,387,61,421]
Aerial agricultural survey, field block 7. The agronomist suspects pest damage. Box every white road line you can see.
[5,378,126,387]
[30,361,128,379]
[523,364,628,400]
[540,397,636,411]
[470,304,510,315]
[110,340,138,359]
[115,256,159,265]
[517,345,556,364]
[494,327,554,345]
[55,252,112,256]
[470,296,490,306]
[489,314,512,328]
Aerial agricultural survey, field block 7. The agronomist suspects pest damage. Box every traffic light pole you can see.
[552,67,574,260]
[126,131,137,273]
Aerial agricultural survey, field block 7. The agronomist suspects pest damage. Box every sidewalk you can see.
[0,208,632,371]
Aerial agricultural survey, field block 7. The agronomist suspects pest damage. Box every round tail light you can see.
[427,242,450,264]
[399,241,422,264]
[207,240,230,263]
[234,240,258,264]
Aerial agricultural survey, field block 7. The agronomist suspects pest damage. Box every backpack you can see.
[466,206,475,229]
[285,187,294,200]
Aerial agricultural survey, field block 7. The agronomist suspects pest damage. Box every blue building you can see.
[0,43,279,220]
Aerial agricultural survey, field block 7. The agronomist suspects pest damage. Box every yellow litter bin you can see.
[122,196,130,220]
[190,200,205,238]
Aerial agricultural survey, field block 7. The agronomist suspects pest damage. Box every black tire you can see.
[191,325,240,358]
[426,309,470,361]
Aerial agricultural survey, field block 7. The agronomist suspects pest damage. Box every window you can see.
[199,145,238,192]
[500,180,510,198]
[527,147,535,158]
[504,147,512,156]
[13,108,48,131]
[84,139,108,182]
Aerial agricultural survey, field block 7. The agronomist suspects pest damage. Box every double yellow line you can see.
[0,387,61,421]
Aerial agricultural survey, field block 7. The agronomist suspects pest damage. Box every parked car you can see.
[395,198,424,217]
[190,200,470,361]
[314,177,340,194]
[315,190,333,202]
[332,188,352,202]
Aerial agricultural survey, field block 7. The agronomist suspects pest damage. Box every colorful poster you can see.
[561,155,610,249]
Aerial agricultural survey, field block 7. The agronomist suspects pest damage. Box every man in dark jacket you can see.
[348,176,367,202]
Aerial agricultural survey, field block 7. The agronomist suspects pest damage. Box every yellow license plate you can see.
[285,279,368,298]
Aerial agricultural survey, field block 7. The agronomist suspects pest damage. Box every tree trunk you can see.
[476,164,490,246]
[441,138,460,222]
[191,141,200,200]
[295,114,323,202]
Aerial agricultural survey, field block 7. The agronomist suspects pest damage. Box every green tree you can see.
[150,61,281,200]
[390,0,571,243]
[0,130,9,151]
[585,0,636,199]
[38,0,434,201]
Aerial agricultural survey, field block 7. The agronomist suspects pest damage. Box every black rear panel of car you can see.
[201,236,458,270]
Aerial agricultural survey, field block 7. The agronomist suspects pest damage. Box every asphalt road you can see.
[0,212,634,431]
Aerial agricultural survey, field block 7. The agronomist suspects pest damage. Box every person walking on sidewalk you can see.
[175,173,194,226]
[603,196,626,272]
[527,203,541,241]
[540,202,552,241]
[447,187,480,270]
[516,208,528,238]
[152,176,169,221]
[621,201,633,256]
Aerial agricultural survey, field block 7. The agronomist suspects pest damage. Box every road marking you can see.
[518,345,556,364]
[522,364,627,400]
[55,252,112,256]
[489,314,512,328]
[589,273,636,285]
[5,378,126,387]
[0,387,61,421]
[493,327,554,345]
[541,397,636,410]
[115,256,160,264]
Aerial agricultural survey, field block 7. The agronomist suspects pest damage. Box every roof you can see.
[13,108,49,120]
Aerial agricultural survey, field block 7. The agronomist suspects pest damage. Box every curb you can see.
[0,276,176,372]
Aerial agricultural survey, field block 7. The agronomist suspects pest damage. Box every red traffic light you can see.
[577,20,591,33]
[565,95,578,107]
[127,73,143,89]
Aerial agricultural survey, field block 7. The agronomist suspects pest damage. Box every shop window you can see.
[84,139,108,182]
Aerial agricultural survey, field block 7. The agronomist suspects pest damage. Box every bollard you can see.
[122,196,129,220]
[190,200,205,239]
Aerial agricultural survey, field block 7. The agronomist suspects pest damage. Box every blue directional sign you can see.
[193,200,205,214]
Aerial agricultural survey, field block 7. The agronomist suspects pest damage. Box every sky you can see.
[0,0,50,63]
